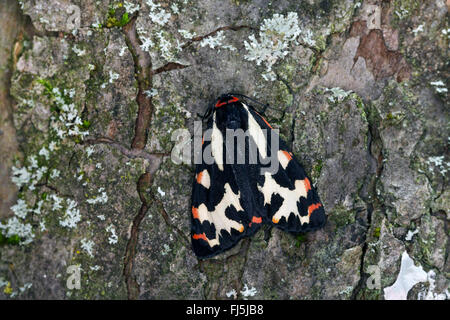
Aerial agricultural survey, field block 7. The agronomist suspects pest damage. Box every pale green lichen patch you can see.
[2,77,90,246]
[243,12,317,81]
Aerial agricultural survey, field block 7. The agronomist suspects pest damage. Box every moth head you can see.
[215,94,240,108]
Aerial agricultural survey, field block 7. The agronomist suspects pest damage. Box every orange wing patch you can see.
[252,216,262,223]
[308,203,322,216]
[303,177,312,193]
[192,206,199,219]
[254,111,273,129]
[249,216,263,227]
[196,169,211,189]
[282,150,292,160]
[196,171,203,184]
[193,233,208,241]
[278,150,293,169]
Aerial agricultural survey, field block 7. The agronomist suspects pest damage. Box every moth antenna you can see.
[198,101,215,121]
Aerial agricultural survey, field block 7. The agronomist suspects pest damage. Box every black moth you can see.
[191,94,326,258]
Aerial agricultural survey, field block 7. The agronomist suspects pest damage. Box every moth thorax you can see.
[225,105,242,129]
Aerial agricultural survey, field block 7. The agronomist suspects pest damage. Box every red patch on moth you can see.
[282,150,293,161]
[249,216,263,226]
[252,216,262,223]
[303,177,312,193]
[192,233,207,241]
[308,203,322,216]
[254,111,273,129]
[196,171,203,184]
[192,206,199,219]
[215,96,239,108]
[202,136,204,145]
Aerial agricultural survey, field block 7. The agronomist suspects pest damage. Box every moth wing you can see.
[191,113,259,258]
[246,107,327,233]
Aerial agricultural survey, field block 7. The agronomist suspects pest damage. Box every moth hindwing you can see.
[191,94,326,258]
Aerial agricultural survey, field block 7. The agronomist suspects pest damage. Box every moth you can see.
[191,94,326,258]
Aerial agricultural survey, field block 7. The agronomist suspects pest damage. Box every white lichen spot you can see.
[240,284,257,298]
[39,17,50,25]
[339,286,354,296]
[161,243,171,256]
[72,45,86,57]
[0,217,34,245]
[50,194,63,211]
[394,7,409,19]
[91,20,102,28]
[59,199,82,229]
[405,228,419,241]
[39,221,46,232]
[171,3,179,14]
[49,141,58,152]
[156,31,173,60]
[426,155,448,176]
[50,168,60,179]
[10,199,30,219]
[39,146,50,160]
[226,289,237,298]
[243,12,309,81]
[108,71,120,84]
[34,200,44,215]
[0,277,8,289]
[86,146,95,157]
[140,36,154,52]
[325,87,353,103]
[124,1,140,14]
[222,44,237,51]
[145,0,161,12]
[119,46,128,57]
[11,166,32,188]
[148,7,171,26]
[412,24,424,36]
[80,238,95,257]
[430,80,447,94]
[106,224,118,245]
[301,29,316,47]
[157,186,166,197]
[178,29,197,39]
[262,72,276,81]
[19,283,32,294]
[76,172,84,182]
[200,31,225,49]
[90,265,101,271]
[86,188,108,205]
[144,88,158,98]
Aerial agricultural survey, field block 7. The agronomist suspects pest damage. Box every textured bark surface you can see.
[0,0,448,299]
